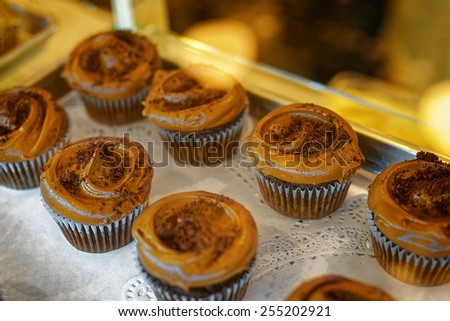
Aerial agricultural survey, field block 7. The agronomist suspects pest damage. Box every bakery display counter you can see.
[1,24,449,300]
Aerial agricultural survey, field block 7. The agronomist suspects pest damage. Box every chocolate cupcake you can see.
[0,1,18,55]
[142,64,248,166]
[245,103,364,218]
[367,152,450,286]
[62,30,161,125]
[286,275,394,301]
[132,191,258,300]
[40,136,153,253]
[0,87,68,189]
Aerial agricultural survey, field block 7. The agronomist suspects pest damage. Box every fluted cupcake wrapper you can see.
[42,200,147,253]
[79,87,150,125]
[156,111,246,166]
[256,170,352,219]
[0,138,67,190]
[0,26,17,55]
[366,211,450,286]
[137,257,255,301]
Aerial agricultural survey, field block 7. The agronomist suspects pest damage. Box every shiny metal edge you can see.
[0,2,58,69]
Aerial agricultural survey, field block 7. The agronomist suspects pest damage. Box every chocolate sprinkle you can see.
[156,200,239,258]
[59,170,80,195]
[391,152,450,219]
[265,116,337,156]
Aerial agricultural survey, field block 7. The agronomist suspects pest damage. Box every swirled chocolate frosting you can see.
[142,64,248,131]
[0,87,68,162]
[286,275,394,301]
[40,136,153,225]
[246,103,364,185]
[132,191,258,290]
[62,30,161,99]
[368,152,450,257]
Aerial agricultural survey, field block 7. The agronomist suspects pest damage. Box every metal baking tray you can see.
[2,29,449,301]
[0,2,58,69]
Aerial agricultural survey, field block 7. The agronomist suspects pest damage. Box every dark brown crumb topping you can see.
[75,144,96,168]
[0,91,41,136]
[58,140,150,204]
[79,48,101,73]
[416,151,441,162]
[58,170,80,195]
[155,200,239,259]
[391,152,450,220]
[113,30,134,45]
[152,73,227,111]
[78,33,146,80]
[157,204,213,252]
[264,116,342,156]
[163,73,199,93]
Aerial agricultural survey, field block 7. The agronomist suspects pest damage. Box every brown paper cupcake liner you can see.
[0,26,18,55]
[366,211,450,286]
[256,170,352,219]
[0,138,67,190]
[79,87,150,125]
[137,257,255,301]
[42,201,147,253]
[156,111,246,166]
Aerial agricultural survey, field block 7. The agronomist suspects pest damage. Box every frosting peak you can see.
[40,136,153,226]
[155,200,239,255]
[0,87,68,162]
[142,64,248,131]
[79,34,140,78]
[262,113,338,156]
[62,30,161,99]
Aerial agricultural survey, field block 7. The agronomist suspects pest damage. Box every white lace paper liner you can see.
[366,211,450,286]
[256,170,352,218]
[155,110,246,165]
[79,86,150,125]
[0,136,68,190]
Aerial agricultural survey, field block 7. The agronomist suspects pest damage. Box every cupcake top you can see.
[40,136,153,226]
[368,152,450,257]
[132,191,258,291]
[286,275,394,301]
[142,64,248,132]
[246,103,364,185]
[0,87,68,162]
[61,30,161,100]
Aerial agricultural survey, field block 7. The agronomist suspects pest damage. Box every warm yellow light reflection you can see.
[419,80,450,156]
[183,18,258,61]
